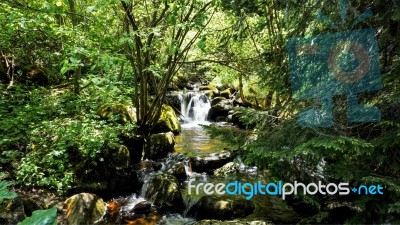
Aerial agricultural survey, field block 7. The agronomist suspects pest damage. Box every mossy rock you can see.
[220,88,231,99]
[64,193,106,225]
[200,85,219,98]
[145,173,184,213]
[153,104,181,134]
[144,132,175,160]
[213,162,240,177]
[98,103,136,124]
[189,195,254,220]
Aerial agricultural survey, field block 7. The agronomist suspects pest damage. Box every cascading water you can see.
[179,92,211,124]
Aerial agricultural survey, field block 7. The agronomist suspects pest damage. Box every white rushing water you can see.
[179,92,211,126]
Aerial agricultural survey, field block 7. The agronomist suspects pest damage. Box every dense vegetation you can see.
[0,0,399,224]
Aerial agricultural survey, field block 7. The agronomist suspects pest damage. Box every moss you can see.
[64,193,106,225]
[153,104,181,134]
[220,88,231,99]
[97,103,136,124]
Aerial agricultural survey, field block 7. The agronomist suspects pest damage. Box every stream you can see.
[96,90,252,224]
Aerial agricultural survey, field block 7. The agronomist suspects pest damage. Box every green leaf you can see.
[0,181,17,203]
[18,207,57,225]
[197,36,206,50]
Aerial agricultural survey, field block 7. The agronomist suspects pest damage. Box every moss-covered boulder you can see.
[98,103,136,124]
[167,162,187,181]
[64,193,106,225]
[153,104,181,134]
[189,150,234,173]
[207,99,233,122]
[213,162,240,177]
[189,195,254,220]
[220,88,232,99]
[200,85,220,98]
[144,132,175,160]
[144,174,184,213]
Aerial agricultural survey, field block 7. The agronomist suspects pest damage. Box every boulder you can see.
[189,150,234,173]
[255,195,301,224]
[0,197,26,225]
[207,100,234,121]
[199,85,219,97]
[98,103,136,124]
[220,88,231,99]
[167,162,187,181]
[211,97,226,107]
[153,104,181,134]
[132,201,152,214]
[144,132,175,160]
[165,94,182,114]
[144,174,184,213]
[213,162,240,177]
[189,195,254,220]
[64,193,106,225]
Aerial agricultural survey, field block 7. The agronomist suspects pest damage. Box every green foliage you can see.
[18,207,57,225]
[0,181,17,203]
[0,72,135,193]
[200,124,250,149]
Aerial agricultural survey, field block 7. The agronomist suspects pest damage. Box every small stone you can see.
[132,201,152,214]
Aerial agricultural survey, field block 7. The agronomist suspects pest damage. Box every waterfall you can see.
[179,92,211,124]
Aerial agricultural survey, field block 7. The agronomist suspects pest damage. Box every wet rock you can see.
[165,94,182,114]
[144,132,175,160]
[153,104,181,134]
[132,201,152,214]
[324,200,359,224]
[211,97,226,107]
[208,99,233,121]
[213,162,240,177]
[189,195,254,220]
[64,193,106,225]
[98,103,136,124]
[189,150,234,173]
[145,173,184,213]
[194,220,271,225]
[220,88,232,99]
[0,197,26,225]
[167,162,187,181]
[120,212,160,225]
[254,195,301,224]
